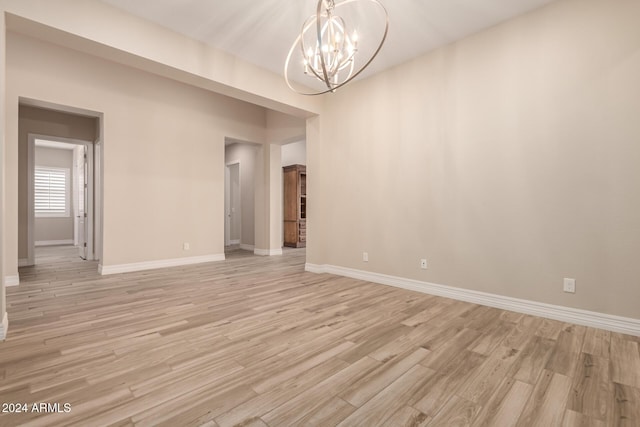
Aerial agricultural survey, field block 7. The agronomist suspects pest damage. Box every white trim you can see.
[305,263,640,337]
[18,258,31,267]
[240,244,255,251]
[99,254,225,275]
[35,239,74,247]
[20,97,102,117]
[229,239,241,245]
[4,275,20,287]
[0,312,8,341]
[73,146,80,246]
[254,248,283,256]
[94,137,104,263]
[35,139,76,150]
[83,143,95,260]
[27,134,35,266]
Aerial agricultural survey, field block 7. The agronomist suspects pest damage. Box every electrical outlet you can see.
[363,252,369,262]
[563,278,575,293]
[420,259,428,269]
[183,243,190,251]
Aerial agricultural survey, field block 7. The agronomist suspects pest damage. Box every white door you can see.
[224,163,241,247]
[230,164,241,244]
[77,145,88,259]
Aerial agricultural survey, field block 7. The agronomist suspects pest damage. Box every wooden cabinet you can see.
[283,164,306,248]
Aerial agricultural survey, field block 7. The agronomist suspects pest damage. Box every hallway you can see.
[18,245,97,285]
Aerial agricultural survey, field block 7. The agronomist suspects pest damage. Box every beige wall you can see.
[267,144,283,251]
[18,106,97,258]
[309,0,640,319]
[225,143,258,247]
[33,146,74,244]
[1,0,321,117]
[6,32,267,268]
[250,143,284,254]
[263,110,305,252]
[266,110,306,145]
[281,140,306,167]
[305,116,321,266]
[1,12,6,319]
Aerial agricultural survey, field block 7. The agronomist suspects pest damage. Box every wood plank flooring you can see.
[1,245,639,426]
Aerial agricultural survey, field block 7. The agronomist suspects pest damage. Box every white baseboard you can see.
[0,312,7,340]
[305,263,640,337]
[35,239,74,247]
[229,239,241,245]
[99,254,225,275]
[18,258,31,267]
[240,244,255,251]
[254,248,283,256]
[4,275,20,287]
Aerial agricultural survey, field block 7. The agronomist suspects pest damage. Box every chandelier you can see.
[285,0,389,95]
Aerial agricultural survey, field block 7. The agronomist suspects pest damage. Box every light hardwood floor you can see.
[1,246,639,426]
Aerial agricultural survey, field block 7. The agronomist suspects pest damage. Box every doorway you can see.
[225,162,241,247]
[26,135,95,265]
[280,140,307,250]
[224,140,259,253]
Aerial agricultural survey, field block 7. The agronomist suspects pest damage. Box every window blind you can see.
[35,167,69,217]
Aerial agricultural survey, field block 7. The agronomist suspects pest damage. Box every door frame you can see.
[27,134,95,265]
[74,143,93,260]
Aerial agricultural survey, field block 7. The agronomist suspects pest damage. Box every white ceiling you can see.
[100,0,557,82]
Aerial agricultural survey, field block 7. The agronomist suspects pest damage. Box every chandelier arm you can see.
[345,55,355,81]
[285,30,329,94]
[328,18,345,76]
[297,15,326,82]
[299,15,314,64]
[308,61,328,82]
[316,0,332,91]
